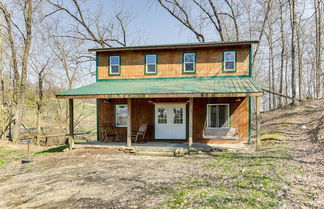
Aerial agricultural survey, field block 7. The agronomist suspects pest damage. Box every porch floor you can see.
[74,140,249,152]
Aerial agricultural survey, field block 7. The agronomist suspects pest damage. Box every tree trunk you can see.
[314,0,322,99]
[0,16,5,140]
[12,0,33,142]
[268,45,272,110]
[297,28,303,100]
[285,55,289,105]
[36,70,44,146]
[279,0,285,107]
[290,0,297,105]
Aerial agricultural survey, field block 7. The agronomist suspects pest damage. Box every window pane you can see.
[117,116,127,126]
[184,53,194,62]
[173,108,183,124]
[218,105,228,128]
[111,66,119,73]
[185,63,194,72]
[158,108,167,124]
[208,105,217,128]
[147,64,156,73]
[116,105,128,127]
[110,56,119,65]
[146,55,156,64]
[224,51,235,62]
[225,62,234,70]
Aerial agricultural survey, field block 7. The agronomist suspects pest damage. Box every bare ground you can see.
[0,148,212,209]
[0,99,323,209]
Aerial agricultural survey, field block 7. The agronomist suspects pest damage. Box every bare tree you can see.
[314,0,322,99]
[157,0,245,42]
[296,4,304,100]
[0,15,4,140]
[0,2,19,100]
[252,0,273,70]
[0,0,34,142]
[278,0,286,107]
[29,55,54,145]
[157,0,205,42]
[46,0,131,47]
[289,0,297,105]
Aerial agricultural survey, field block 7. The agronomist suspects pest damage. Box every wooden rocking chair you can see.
[101,123,117,142]
[131,123,148,143]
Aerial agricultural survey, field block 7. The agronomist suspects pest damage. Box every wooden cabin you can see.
[56,41,263,147]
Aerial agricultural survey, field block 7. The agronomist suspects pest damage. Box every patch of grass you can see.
[279,120,289,127]
[161,145,305,208]
[35,145,67,156]
[260,130,287,141]
[0,146,26,169]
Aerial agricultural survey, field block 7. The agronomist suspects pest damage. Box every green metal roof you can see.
[57,77,263,99]
[89,40,259,52]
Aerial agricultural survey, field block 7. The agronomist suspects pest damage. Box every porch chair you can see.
[101,123,118,142]
[131,123,148,143]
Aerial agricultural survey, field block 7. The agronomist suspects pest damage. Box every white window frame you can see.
[109,55,120,75]
[206,103,230,128]
[183,52,196,73]
[145,54,157,74]
[115,104,128,128]
[223,50,236,72]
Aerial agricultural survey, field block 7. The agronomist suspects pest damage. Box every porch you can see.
[56,77,263,150]
[74,140,249,153]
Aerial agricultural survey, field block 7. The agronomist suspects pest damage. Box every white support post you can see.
[127,98,132,147]
[188,98,193,148]
[68,99,74,150]
[256,96,261,151]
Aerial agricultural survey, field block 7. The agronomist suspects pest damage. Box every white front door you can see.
[155,104,186,140]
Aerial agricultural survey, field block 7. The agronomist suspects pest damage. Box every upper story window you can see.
[145,54,157,75]
[109,55,120,76]
[223,50,236,72]
[183,52,196,74]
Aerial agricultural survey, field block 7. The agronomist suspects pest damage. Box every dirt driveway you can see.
[0,149,210,209]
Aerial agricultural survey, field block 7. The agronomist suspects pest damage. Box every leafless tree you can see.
[314,0,322,99]
[46,0,132,47]
[278,0,286,107]
[289,0,297,105]
[0,0,34,142]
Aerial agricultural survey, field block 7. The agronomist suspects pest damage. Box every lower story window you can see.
[115,104,128,127]
[207,104,229,128]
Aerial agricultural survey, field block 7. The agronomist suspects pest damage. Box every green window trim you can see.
[206,103,231,128]
[144,53,158,75]
[96,99,99,140]
[114,103,128,128]
[182,52,196,74]
[108,55,121,76]
[248,47,252,77]
[222,50,237,73]
[96,53,98,81]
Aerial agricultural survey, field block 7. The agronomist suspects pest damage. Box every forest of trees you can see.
[0,0,323,143]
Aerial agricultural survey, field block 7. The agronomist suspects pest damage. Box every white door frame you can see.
[154,103,187,140]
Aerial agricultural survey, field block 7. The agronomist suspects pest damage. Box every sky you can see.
[98,0,196,45]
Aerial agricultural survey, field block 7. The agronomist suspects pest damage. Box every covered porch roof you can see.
[56,77,263,99]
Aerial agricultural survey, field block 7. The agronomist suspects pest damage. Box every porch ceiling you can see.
[56,77,263,99]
